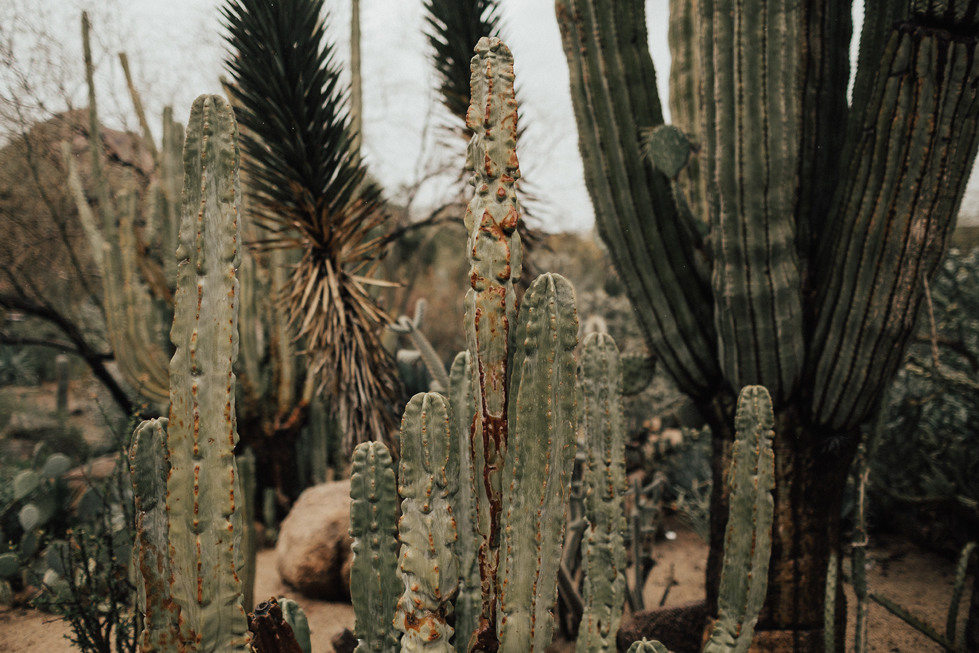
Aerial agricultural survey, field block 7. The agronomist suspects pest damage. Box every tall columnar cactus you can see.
[349,441,401,653]
[394,393,460,652]
[575,333,627,653]
[462,36,523,651]
[129,94,249,653]
[556,2,979,648]
[447,352,481,653]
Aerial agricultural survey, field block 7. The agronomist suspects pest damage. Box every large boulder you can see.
[276,480,354,600]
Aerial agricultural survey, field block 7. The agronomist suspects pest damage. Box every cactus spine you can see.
[395,393,460,652]
[702,385,774,653]
[575,333,627,653]
[129,94,249,652]
[349,441,401,653]
[448,352,480,653]
[462,36,522,651]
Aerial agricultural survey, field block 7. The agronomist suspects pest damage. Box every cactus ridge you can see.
[575,333,627,653]
[463,36,522,650]
[164,94,249,652]
[349,441,401,653]
[447,352,481,653]
[498,273,579,653]
[703,385,775,653]
[395,393,460,652]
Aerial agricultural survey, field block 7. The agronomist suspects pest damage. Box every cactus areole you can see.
[557,1,979,651]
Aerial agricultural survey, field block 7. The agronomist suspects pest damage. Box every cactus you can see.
[448,352,480,653]
[702,385,774,653]
[497,273,578,653]
[462,36,523,652]
[129,94,249,652]
[575,333,627,653]
[390,299,450,392]
[394,393,460,652]
[279,598,313,653]
[625,640,669,653]
[238,447,258,615]
[556,2,979,646]
[349,441,401,653]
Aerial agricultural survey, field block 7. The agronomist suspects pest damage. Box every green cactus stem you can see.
[448,352,480,653]
[463,35,522,653]
[497,272,578,653]
[164,93,249,652]
[278,598,312,653]
[702,385,775,653]
[349,441,401,653]
[130,417,181,652]
[395,393,459,652]
[238,447,258,615]
[575,333,627,653]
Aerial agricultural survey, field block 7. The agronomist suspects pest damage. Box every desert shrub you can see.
[871,248,979,551]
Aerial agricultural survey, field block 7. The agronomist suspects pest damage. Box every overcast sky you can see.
[5,0,978,231]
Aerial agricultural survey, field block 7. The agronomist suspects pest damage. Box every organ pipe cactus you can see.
[556,2,979,648]
[349,441,401,653]
[448,352,481,653]
[394,393,460,652]
[129,94,250,653]
[462,36,523,653]
[575,333,627,653]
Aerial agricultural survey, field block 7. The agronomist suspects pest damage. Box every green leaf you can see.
[40,454,71,478]
[18,504,40,533]
[0,553,20,578]
[13,470,39,501]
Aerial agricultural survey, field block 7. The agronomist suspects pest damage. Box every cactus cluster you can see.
[129,94,250,653]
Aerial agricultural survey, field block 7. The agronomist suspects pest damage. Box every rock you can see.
[276,480,354,600]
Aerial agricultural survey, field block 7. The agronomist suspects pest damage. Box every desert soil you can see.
[0,519,971,653]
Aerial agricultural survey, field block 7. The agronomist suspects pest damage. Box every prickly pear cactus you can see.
[130,93,249,653]
[463,35,524,652]
[702,385,775,653]
[497,272,579,653]
[349,441,400,653]
[575,333,627,653]
[394,393,460,652]
[447,352,480,653]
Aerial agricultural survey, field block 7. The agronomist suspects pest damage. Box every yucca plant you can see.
[222,0,402,452]
[557,1,979,651]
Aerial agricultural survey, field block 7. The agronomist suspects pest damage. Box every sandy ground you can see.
[0,521,971,653]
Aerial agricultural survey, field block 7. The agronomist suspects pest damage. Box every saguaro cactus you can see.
[575,333,627,653]
[130,94,249,653]
[556,2,979,649]
[394,393,460,652]
[349,441,401,653]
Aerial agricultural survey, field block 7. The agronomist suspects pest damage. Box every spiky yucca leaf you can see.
[424,0,503,138]
[222,0,402,452]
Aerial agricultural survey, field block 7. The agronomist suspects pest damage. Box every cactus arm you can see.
[463,36,521,652]
[349,441,401,653]
[392,300,451,392]
[394,393,459,652]
[130,417,183,652]
[575,333,627,653]
[554,0,720,401]
[278,597,313,653]
[702,385,775,653]
[497,273,578,653]
[166,94,249,652]
[118,52,160,166]
[704,0,806,405]
[448,352,481,653]
[810,22,979,429]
